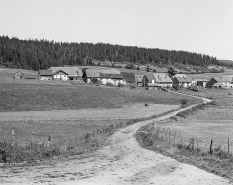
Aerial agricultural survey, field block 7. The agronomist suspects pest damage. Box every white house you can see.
[53,70,69,81]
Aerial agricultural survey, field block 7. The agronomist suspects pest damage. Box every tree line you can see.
[0,36,226,71]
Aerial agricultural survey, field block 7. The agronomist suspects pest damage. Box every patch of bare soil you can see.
[0,103,231,185]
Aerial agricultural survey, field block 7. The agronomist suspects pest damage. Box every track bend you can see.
[0,95,231,185]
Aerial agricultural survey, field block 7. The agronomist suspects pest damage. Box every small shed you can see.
[13,71,24,79]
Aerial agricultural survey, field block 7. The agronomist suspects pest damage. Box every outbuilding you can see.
[13,71,24,79]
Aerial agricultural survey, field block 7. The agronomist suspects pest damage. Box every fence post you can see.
[169,131,170,144]
[228,138,230,154]
[210,139,213,154]
[196,141,198,153]
[12,130,15,146]
[174,132,176,144]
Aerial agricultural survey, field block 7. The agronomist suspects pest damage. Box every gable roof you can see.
[49,67,82,76]
[39,70,52,76]
[85,68,122,78]
[99,73,123,79]
[145,73,156,83]
[14,71,24,75]
[211,77,233,82]
[121,72,135,83]
[53,69,69,75]
[174,77,192,83]
[85,69,100,78]
[191,77,209,82]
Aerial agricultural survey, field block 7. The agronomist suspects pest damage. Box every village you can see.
[13,65,233,90]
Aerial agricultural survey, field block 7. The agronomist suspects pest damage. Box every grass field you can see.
[137,88,233,178]
[0,74,200,112]
[0,68,197,164]
[0,119,126,148]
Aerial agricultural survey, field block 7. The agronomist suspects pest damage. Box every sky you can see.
[0,0,232,60]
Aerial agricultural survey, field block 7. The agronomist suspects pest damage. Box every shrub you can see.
[130,85,136,89]
[170,116,178,121]
[106,82,113,86]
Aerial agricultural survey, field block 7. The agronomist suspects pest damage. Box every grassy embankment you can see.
[136,87,233,179]
[0,68,201,164]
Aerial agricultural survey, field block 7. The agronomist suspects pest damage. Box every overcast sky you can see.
[0,0,232,60]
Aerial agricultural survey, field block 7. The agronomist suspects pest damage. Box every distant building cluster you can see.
[14,66,233,90]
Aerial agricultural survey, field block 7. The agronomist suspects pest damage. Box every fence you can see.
[142,124,233,155]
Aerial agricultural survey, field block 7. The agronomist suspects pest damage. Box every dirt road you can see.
[0,97,231,185]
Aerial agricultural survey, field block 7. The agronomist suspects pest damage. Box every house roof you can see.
[145,73,156,83]
[99,73,123,79]
[85,68,122,78]
[174,77,192,83]
[53,69,69,75]
[49,67,82,76]
[121,72,135,83]
[153,73,173,83]
[39,70,52,76]
[191,77,209,82]
[85,69,100,78]
[100,69,121,74]
[211,77,233,82]
[15,71,24,75]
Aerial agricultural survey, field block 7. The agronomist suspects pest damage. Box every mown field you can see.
[0,68,201,112]
[0,68,199,164]
[137,88,233,179]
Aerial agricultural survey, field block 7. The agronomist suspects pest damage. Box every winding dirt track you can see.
[0,96,232,185]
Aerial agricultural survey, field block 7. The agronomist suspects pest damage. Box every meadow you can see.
[137,88,233,179]
[0,68,196,164]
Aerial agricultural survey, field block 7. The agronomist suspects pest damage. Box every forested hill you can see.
[0,36,222,71]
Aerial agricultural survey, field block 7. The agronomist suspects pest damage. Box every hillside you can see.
[219,60,233,66]
[0,36,223,72]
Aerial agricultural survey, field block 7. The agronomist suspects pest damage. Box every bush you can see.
[106,82,113,86]
[170,116,178,121]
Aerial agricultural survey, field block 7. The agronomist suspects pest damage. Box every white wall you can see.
[53,74,68,81]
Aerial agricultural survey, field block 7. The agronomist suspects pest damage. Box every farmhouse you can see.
[53,70,69,81]
[38,70,52,80]
[207,77,233,88]
[143,73,173,88]
[99,70,126,86]
[49,67,83,81]
[172,77,192,88]
[13,71,24,79]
